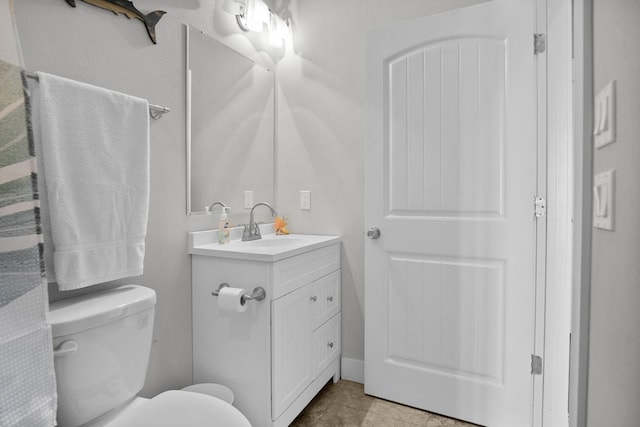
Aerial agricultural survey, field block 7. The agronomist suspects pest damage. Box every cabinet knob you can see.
[310,296,317,302]
[327,296,333,302]
[328,342,334,348]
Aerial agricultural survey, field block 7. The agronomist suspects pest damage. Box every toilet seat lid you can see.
[105,390,251,427]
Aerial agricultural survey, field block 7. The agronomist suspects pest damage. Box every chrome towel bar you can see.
[24,71,171,120]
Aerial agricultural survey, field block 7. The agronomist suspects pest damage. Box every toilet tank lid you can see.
[48,285,156,338]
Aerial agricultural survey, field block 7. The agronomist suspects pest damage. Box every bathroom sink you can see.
[188,226,340,262]
[242,236,306,248]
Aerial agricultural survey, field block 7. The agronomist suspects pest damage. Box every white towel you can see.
[37,72,149,290]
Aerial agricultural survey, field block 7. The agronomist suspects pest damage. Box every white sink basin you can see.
[243,237,306,248]
[188,229,340,262]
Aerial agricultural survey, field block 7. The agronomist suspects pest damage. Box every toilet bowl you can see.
[104,391,247,427]
[182,383,234,404]
[49,284,250,427]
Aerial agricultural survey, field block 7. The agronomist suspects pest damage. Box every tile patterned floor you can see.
[290,380,479,427]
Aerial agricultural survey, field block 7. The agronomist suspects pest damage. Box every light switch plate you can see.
[300,190,311,210]
[593,170,615,231]
[594,80,616,149]
[244,190,254,209]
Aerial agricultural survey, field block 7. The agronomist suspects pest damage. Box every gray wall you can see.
[589,0,640,425]
[13,0,484,397]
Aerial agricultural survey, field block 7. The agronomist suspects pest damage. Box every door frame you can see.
[569,0,592,426]
[535,0,574,425]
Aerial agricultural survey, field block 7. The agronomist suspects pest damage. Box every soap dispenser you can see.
[218,206,231,244]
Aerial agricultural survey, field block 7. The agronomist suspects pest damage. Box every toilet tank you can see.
[49,285,156,427]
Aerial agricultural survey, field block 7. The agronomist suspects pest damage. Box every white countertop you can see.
[188,226,340,262]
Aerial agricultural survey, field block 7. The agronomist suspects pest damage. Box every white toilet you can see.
[49,284,251,427]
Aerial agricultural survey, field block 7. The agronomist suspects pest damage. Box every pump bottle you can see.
[218,207,231,244]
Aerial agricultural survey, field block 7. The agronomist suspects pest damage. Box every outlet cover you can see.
[244,190,254,209]
[593,170,615,231]
[594,80,616,149]
[300,191,311,210]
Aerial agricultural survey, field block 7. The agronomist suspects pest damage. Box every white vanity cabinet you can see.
[189,233,341,427]
[271,269,341,420]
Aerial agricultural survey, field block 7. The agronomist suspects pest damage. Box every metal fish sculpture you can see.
[64,0,166,44]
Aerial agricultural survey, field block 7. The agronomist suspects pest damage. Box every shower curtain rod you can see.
[24,71,170,120]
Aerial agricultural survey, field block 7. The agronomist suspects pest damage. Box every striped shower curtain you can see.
[0,2,57,424]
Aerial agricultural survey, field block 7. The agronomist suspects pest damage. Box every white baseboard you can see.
[341,357,364,384]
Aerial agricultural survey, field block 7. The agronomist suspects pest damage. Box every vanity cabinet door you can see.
[271,285,313,420]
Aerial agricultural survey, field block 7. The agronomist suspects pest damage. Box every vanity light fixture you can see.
[221,0,247,26]
[268,12,289,49]
[222,0,291,49]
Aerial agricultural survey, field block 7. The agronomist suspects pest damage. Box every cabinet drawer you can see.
[310,271,341,329]
[312,315,341,377]
[272,243,340,299]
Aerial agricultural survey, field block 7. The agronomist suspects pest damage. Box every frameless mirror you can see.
[186,24,275,220]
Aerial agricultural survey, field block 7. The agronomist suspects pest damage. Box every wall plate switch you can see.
[300,190,311,210]
[594,80,616,149]
[244,190,254,209]
[593,170,615,231]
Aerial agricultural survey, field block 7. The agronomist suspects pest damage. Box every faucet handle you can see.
[242,224,250,240]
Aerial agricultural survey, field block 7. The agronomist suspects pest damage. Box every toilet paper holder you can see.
[211,283,266,304]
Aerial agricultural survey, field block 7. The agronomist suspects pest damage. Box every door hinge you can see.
[534,33,546,54]
[534,196,546,218]
[531,354,543,375]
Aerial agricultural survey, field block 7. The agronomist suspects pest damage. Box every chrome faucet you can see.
[242,202,277,241]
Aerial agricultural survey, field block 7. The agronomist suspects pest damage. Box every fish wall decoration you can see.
[64,0,166,44]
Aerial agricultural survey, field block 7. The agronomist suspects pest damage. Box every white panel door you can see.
[365,1,540,426]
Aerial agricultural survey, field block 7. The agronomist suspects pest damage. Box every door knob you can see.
[367,227,381,239]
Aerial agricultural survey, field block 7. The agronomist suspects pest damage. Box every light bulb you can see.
[268,13,282,47]
[268,14,289,49]
[247,0,270,32]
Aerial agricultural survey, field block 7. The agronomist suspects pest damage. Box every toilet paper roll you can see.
[217,287,247,313]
